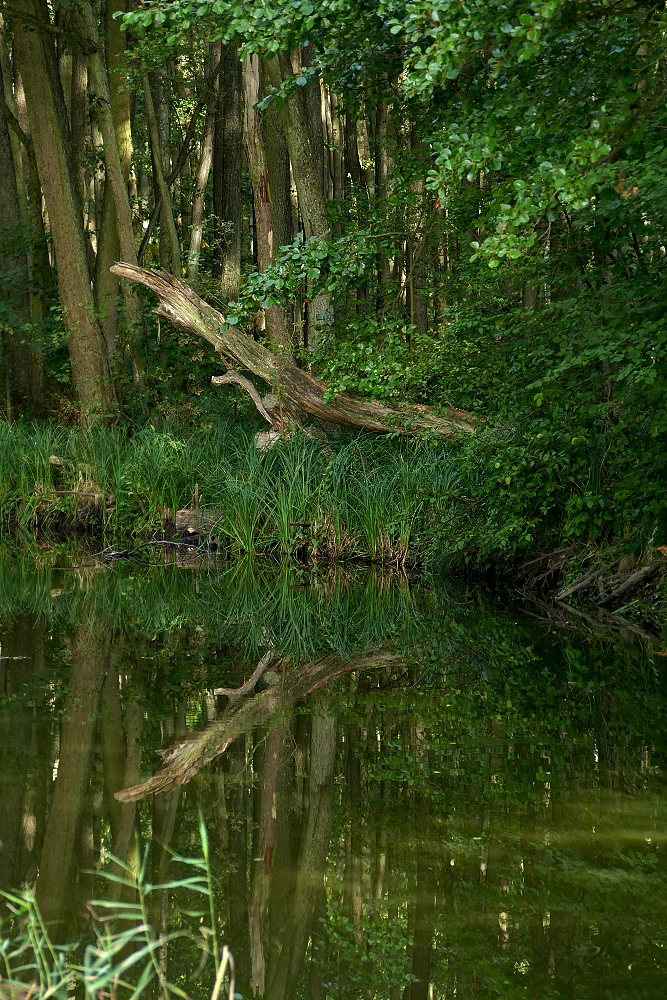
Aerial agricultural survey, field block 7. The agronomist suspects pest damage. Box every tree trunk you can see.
[143,73,181,277]
[187,46,218,280]
[92,0,145,376]
[12,0,111,418]
[0,58,31,414]
[263,51,330,346]
[111,263,476,436]
[213,44,242,299]
[244,55,291,348]
[1,28,46,408]
[344,113,365,193]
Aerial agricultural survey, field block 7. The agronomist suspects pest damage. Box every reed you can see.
[0,421,466,564]
[0,817,235,1000]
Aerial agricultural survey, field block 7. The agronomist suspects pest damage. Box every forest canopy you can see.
[1,0,666,557]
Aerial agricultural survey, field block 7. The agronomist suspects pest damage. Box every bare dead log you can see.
[110,263,476,436]
[115,651,400,801]
[597,561,662,607]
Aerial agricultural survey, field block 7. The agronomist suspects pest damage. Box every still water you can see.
[1,551,666,999]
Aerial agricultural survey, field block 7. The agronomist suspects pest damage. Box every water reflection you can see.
[1,553,666,998]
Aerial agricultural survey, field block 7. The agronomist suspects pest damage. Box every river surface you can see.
[1,550,666,999]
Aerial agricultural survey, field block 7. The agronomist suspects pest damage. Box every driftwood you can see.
[110,263,476,437]
[115,650,400,801]
[597,561,661,607]
[554,566,599,602]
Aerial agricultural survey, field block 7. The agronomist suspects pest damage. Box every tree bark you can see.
[80,0,143,370]
[143,72,181,276]
[0,58,31,414]
[263,51,331,346]
[213,44,242,299]
[244,55,291,348]
[1,27,46,408]
[12,0,111,417]
[187,46,218,280]
[111,262,476,436]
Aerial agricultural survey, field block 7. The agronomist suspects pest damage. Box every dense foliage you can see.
[1,0,666,557]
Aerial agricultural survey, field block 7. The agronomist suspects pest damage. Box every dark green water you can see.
[1,550,667,999]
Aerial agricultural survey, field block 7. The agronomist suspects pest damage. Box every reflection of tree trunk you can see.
[265,716,304,975]
[265,705,336,1000]
[345,720,363,943]
[0,619,35,891]
[249,721,286,996]
[151,779,181,978]
[404,848,436,1000]
[35,623,109,940]
[100,660,144,899]
[101,661,125,841]
[225,736,250,991]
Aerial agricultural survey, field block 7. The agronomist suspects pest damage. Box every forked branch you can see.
[110,263,477,437]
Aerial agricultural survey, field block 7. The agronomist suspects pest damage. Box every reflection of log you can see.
[110,263,476,437]
[116,651,399,801]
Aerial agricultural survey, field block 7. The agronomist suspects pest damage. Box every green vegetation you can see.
[2,0,667,563]
[2,414,665,569]
[0,822,236,1000]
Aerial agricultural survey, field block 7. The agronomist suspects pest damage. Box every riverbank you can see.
[1,422,666,621]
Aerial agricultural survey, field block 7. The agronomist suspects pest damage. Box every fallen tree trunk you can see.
[110,263,476,436]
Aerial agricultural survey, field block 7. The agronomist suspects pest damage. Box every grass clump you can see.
[2,414,662,568]
[0,818,235,1000]
[0,421,465,564]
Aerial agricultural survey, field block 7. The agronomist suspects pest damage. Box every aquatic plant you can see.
[0,421,468,564]
[0,817,235,1000]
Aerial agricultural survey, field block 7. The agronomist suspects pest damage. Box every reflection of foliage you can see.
[316,907,415,998]
[321,607,667,1000]
[2,554,667,999]
[0,550,429,662]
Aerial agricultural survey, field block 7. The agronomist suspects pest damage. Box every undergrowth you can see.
[0,418,664,567]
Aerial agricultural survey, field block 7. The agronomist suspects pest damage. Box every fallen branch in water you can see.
[111,263,476,437]
[115,650,400,801]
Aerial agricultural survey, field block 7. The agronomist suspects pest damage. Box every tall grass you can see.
[0,817,234,1000]
[0,421,462,563]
